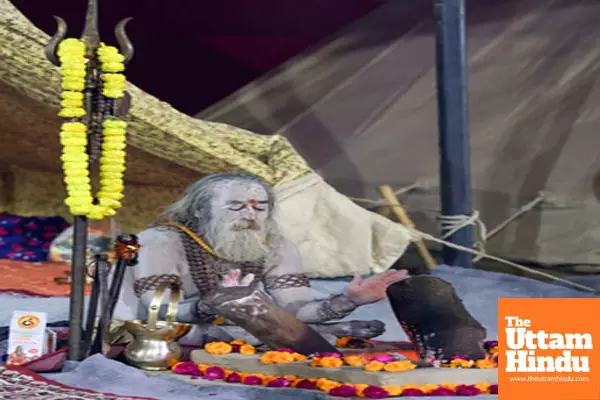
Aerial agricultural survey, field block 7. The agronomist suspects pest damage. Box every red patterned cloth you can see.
[0,365,155,399]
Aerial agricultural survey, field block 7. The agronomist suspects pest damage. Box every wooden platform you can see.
[190,350,498,387]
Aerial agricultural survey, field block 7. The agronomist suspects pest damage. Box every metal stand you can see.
[68,216,89,360]
[434,0,473,268]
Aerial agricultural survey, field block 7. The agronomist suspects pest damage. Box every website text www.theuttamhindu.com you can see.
[509,376,590,383]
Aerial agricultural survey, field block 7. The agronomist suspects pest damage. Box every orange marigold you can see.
[260,352,276,364]
[448,359,475,368]
[475,359,496,369]
[382,385,403,396]
[293,353,307,361]
[316,378,341,392]
[353,383,369,396]
[475,382,491,394]
[212,316,225,325]
[272,352,295,364]
[383,360,417,372]
[310,358,321,367]
[440,382,457,391]
[261,351,295,364]
[343,355,365,367]
[365,361,385,372]
[420,384,439,393]
[335,336,353,348]
[239,344,256,355]
[318,356,344,368]
[197,364,210,373]
[230,339,246,345]
[204,341,232,355]
[401,384,421,392]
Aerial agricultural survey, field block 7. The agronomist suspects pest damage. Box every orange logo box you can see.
[16,315,40,330]
[498,298,600,400]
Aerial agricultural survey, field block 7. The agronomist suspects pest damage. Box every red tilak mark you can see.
[248,199,257,205]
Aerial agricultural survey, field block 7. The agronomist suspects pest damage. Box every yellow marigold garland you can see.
[98,43,127,98]
[57,39,128,220]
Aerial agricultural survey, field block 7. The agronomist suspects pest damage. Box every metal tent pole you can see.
[434,0,474,268]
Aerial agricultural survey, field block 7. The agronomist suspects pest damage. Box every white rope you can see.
[485,192,546,239]
[437,193,548,262]
[349,182,420,207]
[405,225,599,295]
[438,212,488,262]
[351,185,598,294]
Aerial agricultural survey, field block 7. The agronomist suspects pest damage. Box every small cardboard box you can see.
[7,311,56,365]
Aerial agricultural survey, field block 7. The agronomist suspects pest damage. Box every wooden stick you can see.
[378,185,438,270]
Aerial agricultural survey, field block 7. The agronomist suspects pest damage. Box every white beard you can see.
[205,219,273,262]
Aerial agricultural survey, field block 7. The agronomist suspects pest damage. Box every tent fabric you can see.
[0,0,411,277]
[198,0,600,267]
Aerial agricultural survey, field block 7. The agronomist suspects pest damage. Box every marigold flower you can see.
[230,339,246,345]
[204,341,233,355]
[343,355,365,367]
[475,359,496,369]
[456,384,482,396]
[429,386,456,396]
[317,378,342,392]
[365,361,385,372]
[293,379,317,390]
[225,372,242,383]
[372,354,395,363]
[203,366,225,380]
[239,344,256,355]
[329,384,357,397]
[400,384,421,391]
[260,352,276,364]
[242,375,263,385]
[383,360,416,372]
[401,388,425,396]
[272,352,295,364]
[362,385,389,398]
[475,382,491,393]
[319,356,344,368]
[293,353,307,361]
[381,385,403,396]
[336,336,353,348]
[448,358,474,368]
[310,358,321,367]
[419,384,438,394]
[439,382,457,391]
[353,383,369,396]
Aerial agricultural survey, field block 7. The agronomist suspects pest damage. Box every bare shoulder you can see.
[269,234,301,256]
[138,227,183,249]
[265,235,303,274]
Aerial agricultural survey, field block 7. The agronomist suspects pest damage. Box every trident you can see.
[44,0,134,361]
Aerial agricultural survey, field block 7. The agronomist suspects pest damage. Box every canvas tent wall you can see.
[0,0,412,278]
[198,0,600,268]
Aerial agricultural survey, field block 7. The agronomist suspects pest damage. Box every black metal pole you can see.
[68,216,89,360]
[434,0,473,268]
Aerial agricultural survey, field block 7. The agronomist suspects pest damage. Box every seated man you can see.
[113,172,408,345]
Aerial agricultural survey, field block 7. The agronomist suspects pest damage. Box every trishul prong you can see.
[45,16,67,66]
[115,18,135,64]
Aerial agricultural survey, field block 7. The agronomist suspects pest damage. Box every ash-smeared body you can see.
[113,173,407,345]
